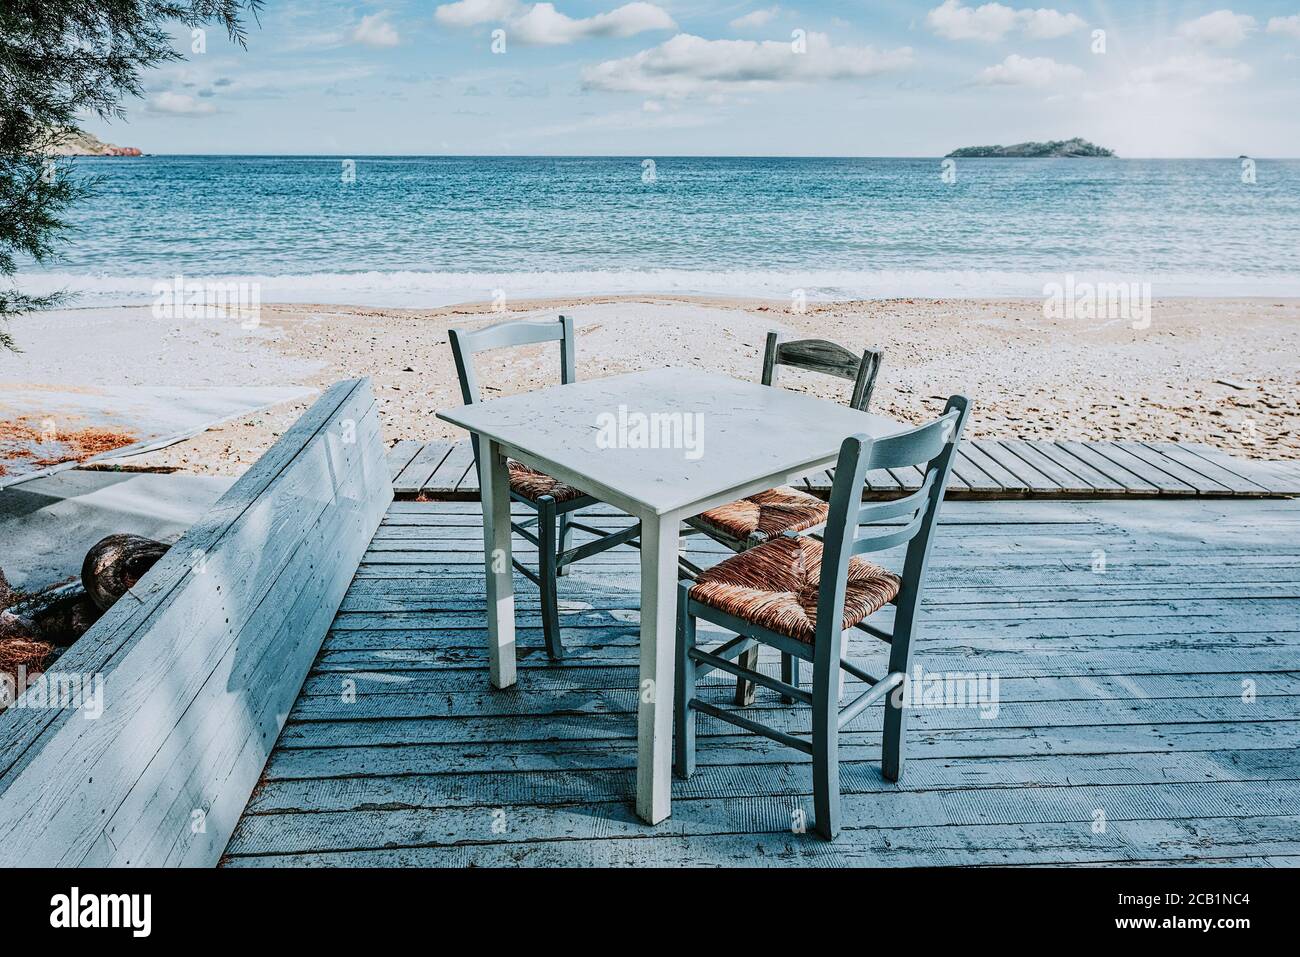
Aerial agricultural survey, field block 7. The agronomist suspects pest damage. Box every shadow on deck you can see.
[223,497,1300,867]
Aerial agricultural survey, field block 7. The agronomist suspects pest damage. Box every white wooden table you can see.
[438,368,908,824]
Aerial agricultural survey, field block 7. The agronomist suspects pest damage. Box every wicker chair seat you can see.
[507,460,587,503]
[695,486,829,542]
[689,535,901,644]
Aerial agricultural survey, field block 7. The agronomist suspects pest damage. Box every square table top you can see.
[437,368,910,517]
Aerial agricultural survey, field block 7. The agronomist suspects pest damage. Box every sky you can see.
[79,0,1300,156]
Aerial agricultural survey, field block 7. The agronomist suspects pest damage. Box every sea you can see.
[15,155,1300,307]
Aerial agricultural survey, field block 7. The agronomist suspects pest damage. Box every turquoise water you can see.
[18,155,1300,305]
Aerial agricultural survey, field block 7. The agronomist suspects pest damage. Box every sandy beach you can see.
[4,295,1298,476]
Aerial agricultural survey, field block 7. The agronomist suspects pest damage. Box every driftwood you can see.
[1,536,169,705]
[1,583,97,648]
[81,534,168,612]
[30,591,100,644]
[0,534,167,652]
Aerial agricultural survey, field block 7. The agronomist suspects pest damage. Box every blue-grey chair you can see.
[686,332,883,557]
[674,396,970,839]
[685,331,883,704]
[448,315,640,659]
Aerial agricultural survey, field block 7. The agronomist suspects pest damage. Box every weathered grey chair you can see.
[685,331,883,703]
[674,396,969,839]
[448,315,640,659]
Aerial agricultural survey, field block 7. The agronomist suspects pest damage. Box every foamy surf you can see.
[16,269,1300,310]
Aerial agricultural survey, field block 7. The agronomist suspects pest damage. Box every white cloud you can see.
[1130,53,1252,86]
[146,91,218,115]
[435,0,674,45]
[1019,8,1087,39]
[926,1,1085,42]
[351,12,400,47]
[730,7,781,30]
[1266,14,1300,39]
[1177,10,1257,47]
[928,0,1016,40]
[513,2,675,44]
[975,53,1083,86]
[581,32,914,97]
[435,0,521,27]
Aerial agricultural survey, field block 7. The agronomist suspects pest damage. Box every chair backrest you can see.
[814,395,971,652]
[447,315,575,467]
[761,331,884,412]
[448,314,576,406]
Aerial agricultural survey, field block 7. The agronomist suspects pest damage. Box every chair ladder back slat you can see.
[852,513,926,554]
[856,476,932,525]
[777,338,861,380]
[762,333,884,412]
[449,315,572,403]
[864,408,960,471]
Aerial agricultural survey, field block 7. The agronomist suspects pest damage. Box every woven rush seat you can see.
[695,486,830,541]
[689,534,901,644]
[507,459,586,503]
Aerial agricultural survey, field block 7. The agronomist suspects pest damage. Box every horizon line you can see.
[68,152,1295,160]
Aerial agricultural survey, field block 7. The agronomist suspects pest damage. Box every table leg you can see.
[480,438,516,689]
[636,513,679,824]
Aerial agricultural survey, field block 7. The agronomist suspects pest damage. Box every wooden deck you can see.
[387,438,1300,499]
[224,496,1300,866]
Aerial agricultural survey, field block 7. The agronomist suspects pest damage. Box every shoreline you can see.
[17,271,1300,309]
[4,294,1297,475]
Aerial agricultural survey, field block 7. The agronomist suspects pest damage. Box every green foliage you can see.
[946,138,1116,159]
[0,1,262,349]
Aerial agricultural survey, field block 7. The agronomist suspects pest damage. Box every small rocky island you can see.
[45,129,142,157]
[946,137,1115,158]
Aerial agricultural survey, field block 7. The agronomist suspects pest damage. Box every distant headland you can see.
[946,138,1115,158]
[45,129,143,157]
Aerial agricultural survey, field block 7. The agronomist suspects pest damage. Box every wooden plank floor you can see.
[388,439,1300,499]
[223,497,1300,866]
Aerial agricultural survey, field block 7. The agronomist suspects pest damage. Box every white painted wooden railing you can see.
[0,378,390,866]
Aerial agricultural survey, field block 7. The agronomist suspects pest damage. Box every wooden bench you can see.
[0,378,390,866]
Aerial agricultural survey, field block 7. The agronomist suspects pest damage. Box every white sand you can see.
[5,295,1298,475]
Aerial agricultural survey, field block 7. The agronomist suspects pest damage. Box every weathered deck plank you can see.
[224,497,1300,867]
[384,439,1299,500]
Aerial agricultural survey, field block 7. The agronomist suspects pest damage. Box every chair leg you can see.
[780,653,799,705]
[882,674,907,782]
[556,511,573,577]
[537,498,563,660]
[674,585,697,778]
[733,646,759,706]
[812,649,841,840]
